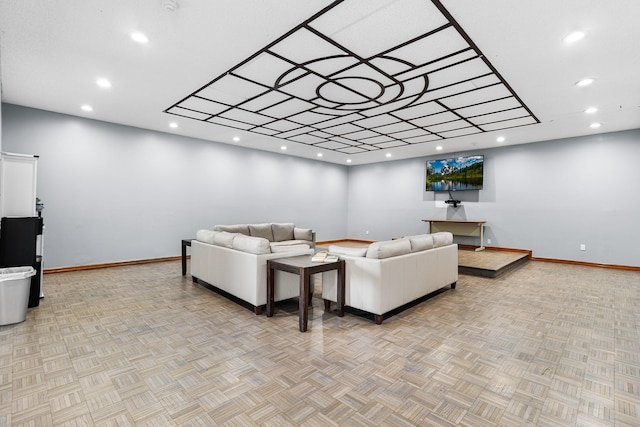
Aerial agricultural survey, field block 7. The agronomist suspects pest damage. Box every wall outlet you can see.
[580,244,586,251]
[365,230,369,235]
[487,238,492,244]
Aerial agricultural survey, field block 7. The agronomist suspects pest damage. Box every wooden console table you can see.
[423,219,486,251]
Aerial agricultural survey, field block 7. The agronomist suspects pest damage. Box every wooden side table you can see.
[266,255,345,332]
[181,239,192,275]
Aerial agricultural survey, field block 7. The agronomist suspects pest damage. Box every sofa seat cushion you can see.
[214,224,250,235]
[366,238,412,259]
[328,245,367,257]
[271,223,295,242]
[270,243,311,253]
[270,240,310,248]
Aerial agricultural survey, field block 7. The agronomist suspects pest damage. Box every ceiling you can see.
[1,0,639,165]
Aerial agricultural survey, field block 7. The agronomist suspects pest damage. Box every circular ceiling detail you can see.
[317,77,384,105]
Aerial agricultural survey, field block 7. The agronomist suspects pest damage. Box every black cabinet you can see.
[0,216,44,307]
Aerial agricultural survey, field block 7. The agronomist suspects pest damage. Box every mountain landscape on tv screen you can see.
[426,155,484,191]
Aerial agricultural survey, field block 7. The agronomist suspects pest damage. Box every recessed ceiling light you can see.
[385,153,392,158]
[169,122,178,129]
[575,78,594,87]
[496,136,505,143]
[563,31,586,44]
[232,136,240,142]
[346,159,352,163]
[280,146,287,150]
[130,32,149,44]
[81,105,93,112]
[435,146,443,151]
[585,107,598,114]
[162,0,179,11]
[96,78,111,88]
[590,122,601,129]
[317,153,323,157]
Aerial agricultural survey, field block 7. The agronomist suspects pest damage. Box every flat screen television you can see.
[425,155,484,191]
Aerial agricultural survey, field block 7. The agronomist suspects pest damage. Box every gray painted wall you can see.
[1,104,349,268]
[347,129,640,267]
[0,49,2,151]
[3,103,639,268]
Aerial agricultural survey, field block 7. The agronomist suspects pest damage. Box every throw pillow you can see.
[366,239,412,259]
[328,245,367,257]
[271,222,295,242]
[294,227,313,241]
[248,223,274,241]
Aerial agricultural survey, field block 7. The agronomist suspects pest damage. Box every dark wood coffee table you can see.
[266,255,345,332]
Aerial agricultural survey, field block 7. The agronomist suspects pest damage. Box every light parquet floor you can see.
[1,259,639,426]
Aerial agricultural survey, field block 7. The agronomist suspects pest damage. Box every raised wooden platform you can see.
[317,241,531,278]
[458,247,530,278]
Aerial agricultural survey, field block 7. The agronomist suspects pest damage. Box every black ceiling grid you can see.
[164,0,539,155]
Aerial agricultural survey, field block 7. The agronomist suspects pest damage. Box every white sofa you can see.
[321,232,458,324]
[191,223,315,314]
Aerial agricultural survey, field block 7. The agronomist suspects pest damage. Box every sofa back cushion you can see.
[213,231,238,248]
[248,223,274,241]
[408,234,434,252]
[366,238,412,259]
[214,224,250,235]
[432,232,454,248]
[271,222,295,242]
[232,234,272,254]
[196,229,217,245]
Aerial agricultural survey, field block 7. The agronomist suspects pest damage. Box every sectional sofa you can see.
[321,232,458,324]
[191,223,315,314]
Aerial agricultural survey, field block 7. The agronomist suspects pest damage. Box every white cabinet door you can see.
[0,152,38,217]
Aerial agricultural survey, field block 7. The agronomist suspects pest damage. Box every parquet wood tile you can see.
[0,259,639,426]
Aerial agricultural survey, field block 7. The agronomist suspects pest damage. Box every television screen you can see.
[426,155,484,191]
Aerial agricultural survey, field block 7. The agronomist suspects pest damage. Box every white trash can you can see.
[0,267,37,325]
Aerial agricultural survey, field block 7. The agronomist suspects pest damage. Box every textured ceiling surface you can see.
[166,0,538,155]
